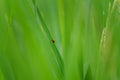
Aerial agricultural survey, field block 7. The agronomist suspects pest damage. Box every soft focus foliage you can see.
[0,0,120,80]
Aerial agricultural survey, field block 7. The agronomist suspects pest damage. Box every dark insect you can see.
[52,39,55,43]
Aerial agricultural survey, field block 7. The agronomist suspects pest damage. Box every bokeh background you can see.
[0,0,120,80]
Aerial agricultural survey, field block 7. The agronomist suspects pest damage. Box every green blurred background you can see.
[0,0,120,80]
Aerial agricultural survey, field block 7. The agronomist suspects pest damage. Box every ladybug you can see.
[52,39,55,43]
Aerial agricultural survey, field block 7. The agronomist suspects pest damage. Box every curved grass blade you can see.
[32,2,64,78]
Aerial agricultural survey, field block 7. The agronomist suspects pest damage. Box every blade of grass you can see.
[33,3,64,78]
